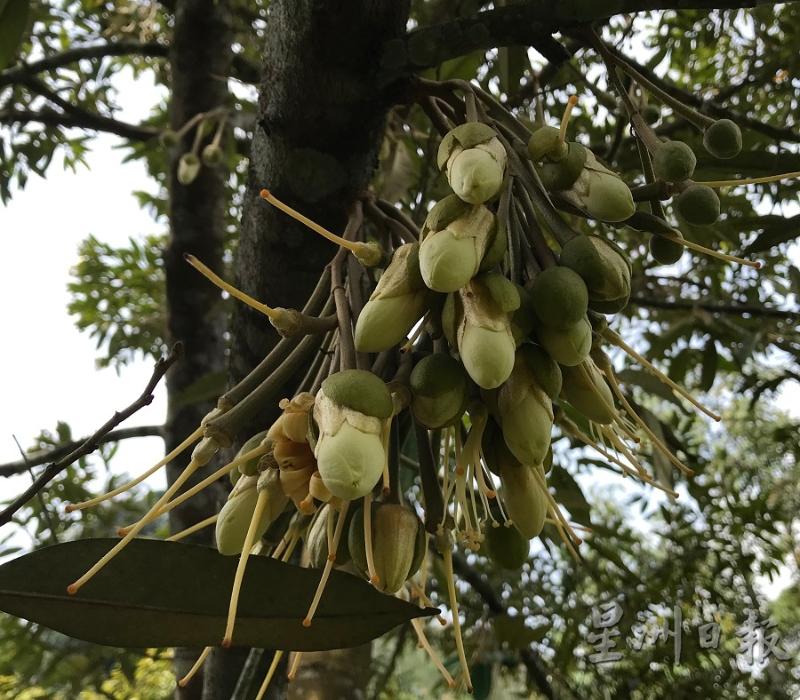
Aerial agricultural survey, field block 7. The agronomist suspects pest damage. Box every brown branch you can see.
[0,106,158,141]
[0,343,181,528]
[450,551,556,700]
[0,425,165,477]
[629,296,799,320]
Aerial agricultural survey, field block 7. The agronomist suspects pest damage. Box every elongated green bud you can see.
[485,523,530,569]
[313,370,392,500]
[536,317,592,367]
[349,503,426,594]
[560,359,616,424]
[559,235,631,307]
[482,416,520,476]
[497,348,553,466]
[537,141,587,191]
[355,243,430,352]
[420,200,497,292]
[499,463,548,539]
[235,431,270,477]
[410,353,470,429]
[306,503,353,568]
[527,125,567,162]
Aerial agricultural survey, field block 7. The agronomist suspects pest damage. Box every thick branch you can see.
[629,296,799,320]
[0,344,180,528]
[0,106,158,141]
[384,1,795,78]
[450,552,555,700]
[0,425,164,477]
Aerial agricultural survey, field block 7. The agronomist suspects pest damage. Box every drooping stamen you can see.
[185,253,281,321]
[530,467,582,547]
[287,651,303,681]
[438,428,453,531]
[657,233,762,269]
[178,646,212,687]
[408,580,446,625]
[255,650,285,700]
[602,328,721,422]
[67,457,203,594]
[439,536,473,693]
[303,500,350,627]
[698,171,800,188]
[363,493,380,585]
[603,367,694,477]
[559,95,578,144]
[600,424,651,479]
[559,417,679,498]
[118,441,272,535]
[260,189,382,267]
[545,502,580,562]
[411,618,457,688]
[66,426,204,512]
[222,489,270,647]
[167,513,219,542]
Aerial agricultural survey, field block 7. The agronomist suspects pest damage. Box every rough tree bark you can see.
[215,2,411,698]
[163,2,232,698]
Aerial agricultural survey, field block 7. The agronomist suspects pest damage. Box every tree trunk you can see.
[164,1,232,698]
[219,2,410,698]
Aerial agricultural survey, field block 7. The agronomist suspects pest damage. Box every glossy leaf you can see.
[0,0,29,68]
[0,539,436,650]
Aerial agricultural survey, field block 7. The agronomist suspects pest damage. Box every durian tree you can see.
[1,1,800,699]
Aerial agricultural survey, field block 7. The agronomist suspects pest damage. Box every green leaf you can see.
[470,661,493,700]
[745,214,800,253]
[0,539,436,650]
[171,370,228,410]
[493,613,547,649]
[0,0,29,68]
[700,338,718,392]
[549,465,591,526]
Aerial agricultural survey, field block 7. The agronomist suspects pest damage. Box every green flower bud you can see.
[215,471,287,555]
[559,235,631,305]
[703,119,742,159]
[410,353,470,429]
[510,285,536,344]
[538,141,587,191]
[650,232,684,265]
[499,463,548,539]
[675,184,720,225]
[482,416,520,476]
[177,152,201,185]
[536,317,592,367]
[314,370,392,500]
[420,204,496,292]
[521,344,562,399]
[306,503,353,568]
[235,431,270,477]
[556,149,635,222]
[355,243,429,352]
[201,143,224,167]
[527,125,567,161]
[438,123,507,204]
[485,523,530,569]
[497,348,553,466]
[530,266,589,330]
[348,503,426,594]
[652,140,696,182]
[560,359,616,424]
[159,129,179,147]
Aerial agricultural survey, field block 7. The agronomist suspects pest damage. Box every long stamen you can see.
[559,95,578,144]
[287,652,303,681]
[666,234,761,269]
[408,581,446,625]
[167,513,219,542]
[259,189,381,266]
[601,424,650,478]
[604,368,694,477]
[602,328,721,421]
[698,171,800,188]
[67,458,202,594]
[185,253,280,320]
[531,467,582,547]
[303,500,350,627]
[66,426,204,512]
[411,618,457,688]
[438,536,472,693]
[255,651,285,700]
[178,646,212,687]
[363,493,380,585]
[118,442,272,535]
[222,489,270,646]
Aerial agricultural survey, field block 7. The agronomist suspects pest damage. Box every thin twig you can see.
[0,343,182,528]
